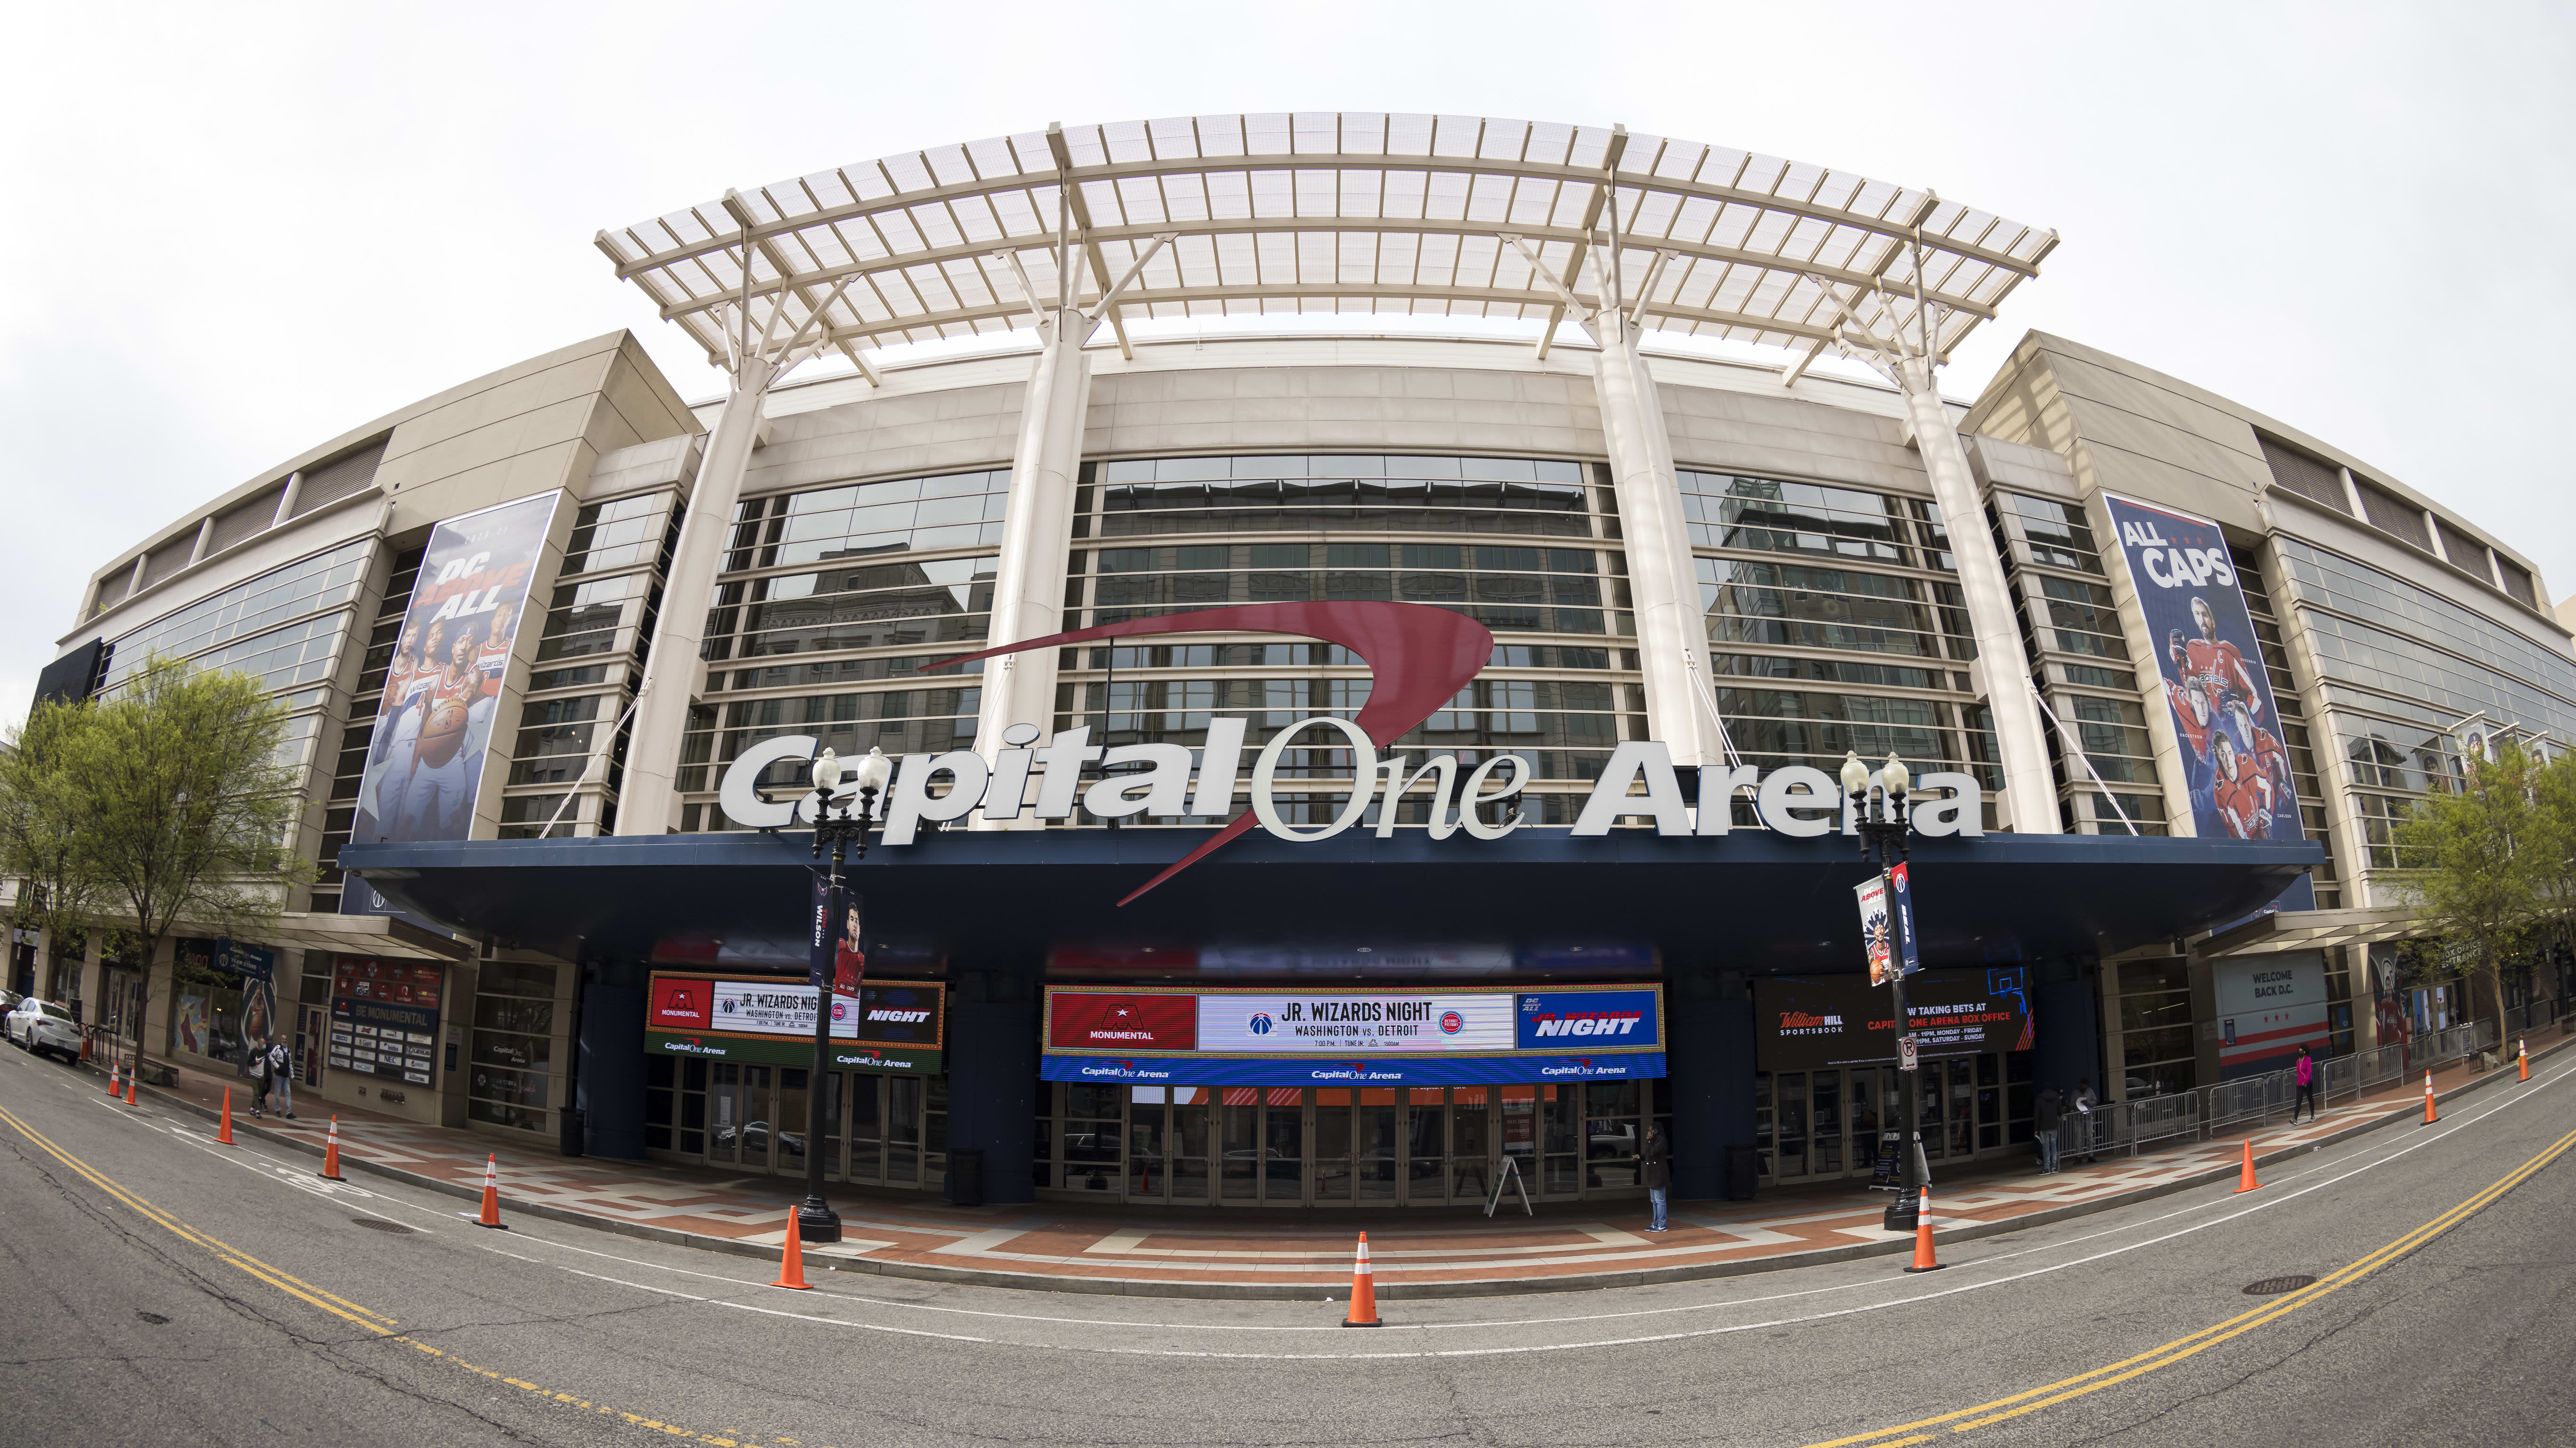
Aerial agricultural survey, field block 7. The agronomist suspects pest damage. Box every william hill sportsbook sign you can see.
[718,602,1986,904]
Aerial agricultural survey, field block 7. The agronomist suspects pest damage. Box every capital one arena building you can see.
[32,115,2574,1208]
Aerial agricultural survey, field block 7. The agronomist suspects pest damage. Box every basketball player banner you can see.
[347,491,561,853]
[2101,494,2300,842]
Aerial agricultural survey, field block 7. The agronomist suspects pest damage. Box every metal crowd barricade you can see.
[2096,1093,2200,1156]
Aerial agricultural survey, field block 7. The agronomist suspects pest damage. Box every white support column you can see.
[272,471,303,529]
[186,516,213,567]
[1892,354,2060,834]
[1594,330,1723,771]
[617,353,779,835]
[969,308,1092,823]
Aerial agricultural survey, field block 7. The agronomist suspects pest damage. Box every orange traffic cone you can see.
[473,1154,506,1229]
[125,1065,139,1105]
[105,1062,120,1096]
[78,1032,91,1062]
[1902,1189,1947,1273]
[2423,1070,2438,1124]
[2231,1137,2260,1193]
[317,1116,345,1181]
[771,1209,813,1290]
[217,1087,235,1145]
[1341,1231,1381,1326]
[2520,1038,2530,1082]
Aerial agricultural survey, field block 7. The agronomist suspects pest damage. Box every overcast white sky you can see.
[3,1,2571,727]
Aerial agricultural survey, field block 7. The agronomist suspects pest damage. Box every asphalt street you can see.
[4,1037,2571,1448]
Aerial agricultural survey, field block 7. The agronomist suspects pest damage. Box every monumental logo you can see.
[717,602,1988,907]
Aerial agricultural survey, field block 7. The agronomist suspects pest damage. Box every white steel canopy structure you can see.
[601,114,2068,839]
[596,113,2056,374]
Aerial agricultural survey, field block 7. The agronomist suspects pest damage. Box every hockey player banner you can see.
[2102,494,2299,842]
[349,493,559,848]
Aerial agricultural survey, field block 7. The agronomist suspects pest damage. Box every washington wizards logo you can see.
[1247,1013,1274,1035]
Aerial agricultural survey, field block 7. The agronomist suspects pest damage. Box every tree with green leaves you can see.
[2389,740,2541,1036]
[2522,747,2576,961]
[37,657,311,1066]
[0,700,107,1001]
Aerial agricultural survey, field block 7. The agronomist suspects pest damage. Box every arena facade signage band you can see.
[1040,984,1664,1086]
[643,971,944,1075]
[714,602,1984,905]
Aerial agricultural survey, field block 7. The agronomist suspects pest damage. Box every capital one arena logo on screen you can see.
[716,602,1986,903]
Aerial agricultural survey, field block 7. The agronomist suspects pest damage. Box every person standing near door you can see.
[266,1038,296,1119]
[2073,1078,2100,1164]
[1641,1123,1671,1232]
[2034,1082,2062,1174]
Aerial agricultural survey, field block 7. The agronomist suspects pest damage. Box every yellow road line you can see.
[0,1102,781,1445]
[1804,1123,2576,1447]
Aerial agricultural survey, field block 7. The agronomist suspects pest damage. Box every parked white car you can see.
[7,999,82,1062]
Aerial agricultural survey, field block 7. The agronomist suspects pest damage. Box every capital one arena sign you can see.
[717,603,1982,904]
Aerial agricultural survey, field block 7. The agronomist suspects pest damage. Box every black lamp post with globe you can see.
[1842,749,1929,1232]
[794,744,891,1245]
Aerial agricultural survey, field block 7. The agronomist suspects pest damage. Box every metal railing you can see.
[2078,1092,2202,1157]
[2115,1017,2508,1148]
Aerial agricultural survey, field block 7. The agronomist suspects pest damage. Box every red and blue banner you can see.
[2101,493,2299,841]
[1043,984,1664,1084]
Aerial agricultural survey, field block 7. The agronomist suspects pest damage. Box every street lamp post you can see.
[797,745,891,1245]
[1842,750,1928,1231]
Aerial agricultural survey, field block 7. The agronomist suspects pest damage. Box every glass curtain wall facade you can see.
[496,487,688,838]
[1690,470,1987,821]
[1056,454,1642,827]
[1987,491,2163,835]
[680,467,1008,826]
[2277,537,2576,891]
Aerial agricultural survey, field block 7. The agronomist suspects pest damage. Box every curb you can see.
[82,1030,2573,1301]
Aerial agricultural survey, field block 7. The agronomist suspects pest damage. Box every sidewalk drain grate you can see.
[352,1218,416,1235]
[2242,1274,2316,1295]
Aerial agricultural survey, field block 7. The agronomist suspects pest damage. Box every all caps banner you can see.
[350,493,560,848]
[2102,494,2300,842]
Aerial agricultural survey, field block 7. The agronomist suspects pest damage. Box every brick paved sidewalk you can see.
[82,1035,2565,1299]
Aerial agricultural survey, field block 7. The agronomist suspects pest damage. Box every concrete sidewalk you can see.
[75,1030,2569,1300]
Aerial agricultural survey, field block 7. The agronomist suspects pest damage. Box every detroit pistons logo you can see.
[1439,1011,1465,1035]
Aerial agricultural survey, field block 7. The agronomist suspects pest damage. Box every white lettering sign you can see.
[712,725,1985,844]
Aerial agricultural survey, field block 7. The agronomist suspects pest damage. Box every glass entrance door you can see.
[708,1064,773,1169]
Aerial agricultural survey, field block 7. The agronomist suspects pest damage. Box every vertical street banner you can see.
[1856,875,1892,985]
[2101,494,2300,841]
[806,876,866,998]
[1890,862,1919,978]
[348,491,561,852]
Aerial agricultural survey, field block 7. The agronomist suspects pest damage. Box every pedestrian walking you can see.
[2293,1045,2318,1123]
[2073,1078,2099,1164]
[266,1038,296,1119]
[247,1036,271,1118]
[2034,1083,2062,1173]
[1641,1123,1672,1232]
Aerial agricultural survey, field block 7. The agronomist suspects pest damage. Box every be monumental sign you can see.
[714,603,1985,905]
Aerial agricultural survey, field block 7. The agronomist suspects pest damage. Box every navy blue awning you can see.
[338,827,2320,982]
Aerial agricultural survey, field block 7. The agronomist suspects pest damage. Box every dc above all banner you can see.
[2101,493,2300,843]
[347,491,562,853]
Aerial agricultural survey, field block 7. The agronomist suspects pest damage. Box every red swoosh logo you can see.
[926,602,1492,904]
